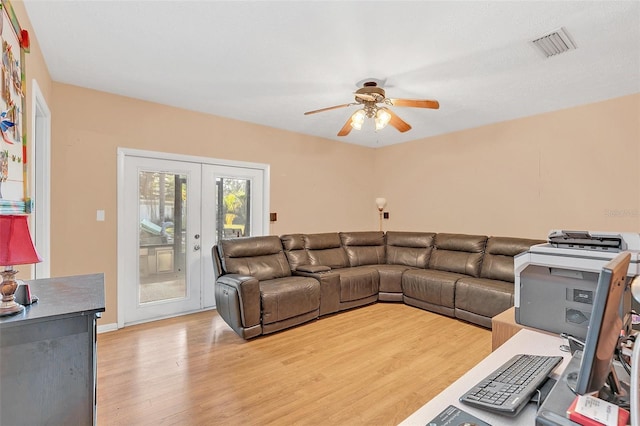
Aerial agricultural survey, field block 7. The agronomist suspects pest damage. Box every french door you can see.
[118,150,268,327]
[200,164,266,309]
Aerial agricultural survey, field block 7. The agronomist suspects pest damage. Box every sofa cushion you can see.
[303,233,349,269]
[455,277,514,319]
[480,237,544,282]
[386,231,435,268]
[428,233,487,277]
[340,231,385,266]
[333,266,379,302]
[260,276,320,325]
[280,234,309,271]
[220,236,291,281]
[402,269,464,309]
[374,264,416,294]
[304,232,342,249]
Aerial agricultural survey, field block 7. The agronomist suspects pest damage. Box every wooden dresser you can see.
[0,273,105,425]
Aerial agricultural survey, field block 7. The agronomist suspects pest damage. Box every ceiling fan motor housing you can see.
[355,82,386,106]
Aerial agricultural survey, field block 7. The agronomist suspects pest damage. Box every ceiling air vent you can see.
[531,27,577,58]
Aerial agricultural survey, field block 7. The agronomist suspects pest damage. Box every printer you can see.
[515,230,640,339]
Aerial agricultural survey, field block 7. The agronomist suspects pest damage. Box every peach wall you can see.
[375,93,640,239]
[50,83,377,324]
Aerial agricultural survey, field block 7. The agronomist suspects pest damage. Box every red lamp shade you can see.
[0,215,42,266]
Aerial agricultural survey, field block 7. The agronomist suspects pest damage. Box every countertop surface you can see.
[0,273,105,328]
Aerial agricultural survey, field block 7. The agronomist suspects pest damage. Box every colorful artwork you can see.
[0,0,27,213]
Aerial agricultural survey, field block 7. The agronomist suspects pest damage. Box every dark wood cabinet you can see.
[0,274,105,425]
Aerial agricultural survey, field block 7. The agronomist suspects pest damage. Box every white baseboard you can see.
[97,323,118,333]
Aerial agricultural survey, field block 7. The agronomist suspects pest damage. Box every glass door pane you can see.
[201,163,266,309]
[138,171,187,303]
[216,177,251,242]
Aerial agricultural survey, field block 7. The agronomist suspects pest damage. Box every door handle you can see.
[193,244,201,251]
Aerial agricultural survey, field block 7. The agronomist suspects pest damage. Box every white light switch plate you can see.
[96,210,105,221]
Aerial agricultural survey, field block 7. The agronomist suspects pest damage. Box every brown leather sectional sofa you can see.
[212,231,542,339]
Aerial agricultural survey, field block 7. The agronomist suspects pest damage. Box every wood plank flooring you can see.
[97,303,491,425]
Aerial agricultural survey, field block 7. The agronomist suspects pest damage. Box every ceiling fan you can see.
[304,81,439,136]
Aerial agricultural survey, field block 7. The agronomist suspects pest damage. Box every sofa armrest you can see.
[215,274,261,330]
[294,270,340,315]
[297,264,332,273]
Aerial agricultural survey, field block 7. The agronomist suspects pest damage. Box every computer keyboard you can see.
[459,354,563,416]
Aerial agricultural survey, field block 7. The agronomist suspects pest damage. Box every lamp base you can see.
[0,267,25,316]
[0,300,24,316]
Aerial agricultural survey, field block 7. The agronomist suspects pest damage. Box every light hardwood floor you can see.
[97,303,491,425]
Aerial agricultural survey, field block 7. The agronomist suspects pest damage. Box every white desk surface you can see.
[399,329,573,426]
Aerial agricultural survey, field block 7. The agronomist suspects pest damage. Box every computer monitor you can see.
[573,251,630,401]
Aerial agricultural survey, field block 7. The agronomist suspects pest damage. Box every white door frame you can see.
[116,148,270,328]
[30,79,51,279]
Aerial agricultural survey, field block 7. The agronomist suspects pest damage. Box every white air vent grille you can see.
[532,27,577,58]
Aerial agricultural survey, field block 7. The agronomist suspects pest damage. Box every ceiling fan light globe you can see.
[350,109,366,130]
[376,108,391,124]
[375,108,391,130]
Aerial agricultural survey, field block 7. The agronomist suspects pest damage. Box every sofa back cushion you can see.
[339,231,385,266]
[303,233,349,269]
[280,234,309,271]
[219,235,291,281]
[480,236,544,282]
[386,231,435,268]
[429,233,487,277]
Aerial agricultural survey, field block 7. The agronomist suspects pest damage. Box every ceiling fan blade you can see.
[337,117,353,136]
[304,103,355,115]
[389,98,440,109]
[387,109,412,133]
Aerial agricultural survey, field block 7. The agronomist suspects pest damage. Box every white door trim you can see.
[116,148,270,329]
[30,79,51,279]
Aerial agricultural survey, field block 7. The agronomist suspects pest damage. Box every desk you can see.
[399,329,572,426]
[0,274,105,425]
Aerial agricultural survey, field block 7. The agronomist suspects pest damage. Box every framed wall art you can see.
[0,0,29,214]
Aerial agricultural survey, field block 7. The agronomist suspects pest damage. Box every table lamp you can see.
[0,215,42,316]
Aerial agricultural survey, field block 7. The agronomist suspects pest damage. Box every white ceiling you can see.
[24,1,640,148]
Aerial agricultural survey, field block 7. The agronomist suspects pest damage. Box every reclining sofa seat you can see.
[455,236,543,327]
[280,233,341,316]
[402,233,487,318]
[382,231,435,301]
[339,230,437,302]
[301,232,380,311]
[214,235,320,338]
